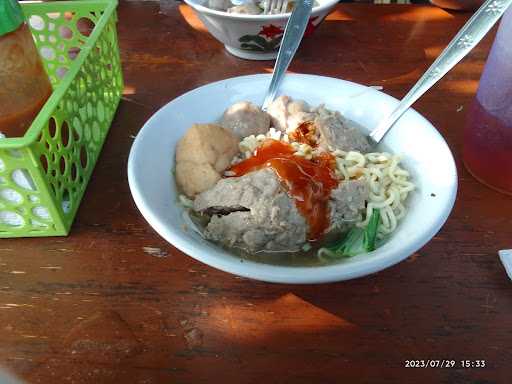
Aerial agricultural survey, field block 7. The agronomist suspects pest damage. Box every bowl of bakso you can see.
[128,74,457,284]
[183,0,339,60]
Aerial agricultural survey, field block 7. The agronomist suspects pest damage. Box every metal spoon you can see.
[369,0,512,144]
[262,0,313,110]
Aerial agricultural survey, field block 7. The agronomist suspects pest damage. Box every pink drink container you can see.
[463,6,512,194]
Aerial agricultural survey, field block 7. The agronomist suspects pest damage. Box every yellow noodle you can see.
[335,151,414,239]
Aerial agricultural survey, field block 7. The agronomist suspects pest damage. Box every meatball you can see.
[194,168,308,252]
[176,124,239,198]
[315,110,371,153]
[220,101,271,138]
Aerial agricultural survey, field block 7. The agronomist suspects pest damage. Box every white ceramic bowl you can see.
[183,0,339,60]
[128,74,458,284]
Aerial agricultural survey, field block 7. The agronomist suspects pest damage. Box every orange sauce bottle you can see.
[0,0,52,138]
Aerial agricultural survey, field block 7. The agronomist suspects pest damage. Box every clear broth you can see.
[188,209,347,267]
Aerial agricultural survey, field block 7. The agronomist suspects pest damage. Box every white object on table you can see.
[498,249,512,281]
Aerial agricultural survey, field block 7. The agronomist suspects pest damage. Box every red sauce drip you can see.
[289,121,317,147]
[463,98,512,194]
[228,139,339,241]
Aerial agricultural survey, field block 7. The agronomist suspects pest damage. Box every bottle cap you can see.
[0,0,24,37]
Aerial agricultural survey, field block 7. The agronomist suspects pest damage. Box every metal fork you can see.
[368,0,512,144]
[263,0,290,14]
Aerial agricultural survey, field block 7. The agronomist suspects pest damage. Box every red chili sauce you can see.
[228,139,339,241]
[289,121,317,147]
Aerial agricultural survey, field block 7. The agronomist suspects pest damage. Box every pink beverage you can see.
[463,7,512,194]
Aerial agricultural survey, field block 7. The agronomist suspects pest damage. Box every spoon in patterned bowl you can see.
[368,0,512,144]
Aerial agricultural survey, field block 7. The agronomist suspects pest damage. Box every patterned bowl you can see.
[183,0,339,60]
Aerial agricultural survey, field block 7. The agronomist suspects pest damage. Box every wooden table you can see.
[1,2,511,383]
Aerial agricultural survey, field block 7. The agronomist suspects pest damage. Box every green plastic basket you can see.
[0,0,123,238]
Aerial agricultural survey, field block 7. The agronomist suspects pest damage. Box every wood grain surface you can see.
[1,2,511,383]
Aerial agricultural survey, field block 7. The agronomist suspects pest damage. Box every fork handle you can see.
[368,0,512,144]
[262,0,313,110]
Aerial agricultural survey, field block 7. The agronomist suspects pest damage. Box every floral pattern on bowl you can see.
[239,17,319,52]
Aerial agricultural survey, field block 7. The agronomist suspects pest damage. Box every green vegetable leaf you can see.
[363,206,380,252]
[318,208,380,259]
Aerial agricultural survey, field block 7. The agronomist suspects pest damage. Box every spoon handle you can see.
[262,0,313,110]
[369,0,512,144]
